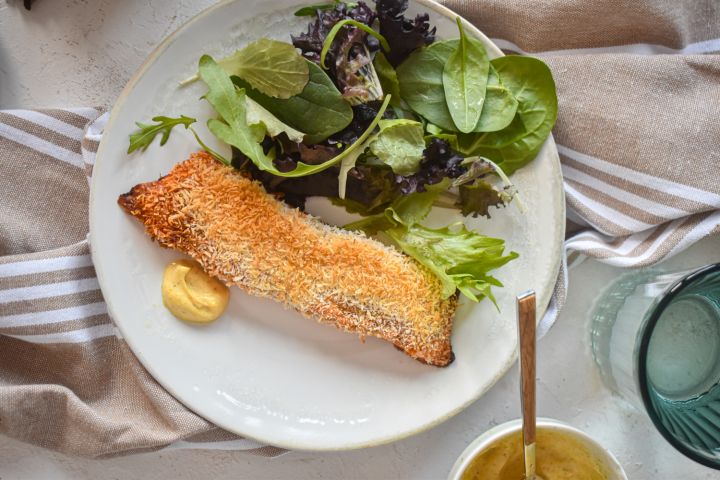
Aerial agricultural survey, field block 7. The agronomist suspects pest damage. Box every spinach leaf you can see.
[397,40,518,133]
[127,115,196,154]
[369,119,426,175]
[373,52,401,107]
[476,65,518,132]
[442,18,489,133]
[274,94,389,178]
[184,40,308,99]
[397,40,457,131]
[457,56,557,174]
[232,60,353,144]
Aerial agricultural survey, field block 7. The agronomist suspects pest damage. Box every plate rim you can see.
[89,0,565,450]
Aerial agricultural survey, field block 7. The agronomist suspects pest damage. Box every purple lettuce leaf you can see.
[291,2,380,102]
[375,0,436,66]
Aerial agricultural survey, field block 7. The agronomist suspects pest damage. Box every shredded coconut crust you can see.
[118,152,457,366]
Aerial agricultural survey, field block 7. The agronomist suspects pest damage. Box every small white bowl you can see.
[448,418,628,480]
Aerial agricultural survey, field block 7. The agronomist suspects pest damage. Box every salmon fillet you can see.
[118,152,457,366]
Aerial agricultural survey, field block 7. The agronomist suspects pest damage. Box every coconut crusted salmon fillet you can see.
[118,152,457,366]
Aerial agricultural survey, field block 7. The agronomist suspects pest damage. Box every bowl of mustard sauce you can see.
[448,418,627,480]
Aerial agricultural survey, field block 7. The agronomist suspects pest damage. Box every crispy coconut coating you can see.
[118,152,457,366]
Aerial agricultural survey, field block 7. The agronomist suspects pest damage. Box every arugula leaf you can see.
[188,128,231,165]
[320,19,390,69]
[442,18,489,133]
[245,97,305,143]
[184,40,309,99]
[232,60,352,144]
[127,115,196,154]
[457,56,557,174]
[373,52,401,107]
[369,119,425,175]
[127,113,230,165]
[199,55,273,171]
[346,183,518,302]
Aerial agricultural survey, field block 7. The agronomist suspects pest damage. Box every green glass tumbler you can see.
[591,263,720,469]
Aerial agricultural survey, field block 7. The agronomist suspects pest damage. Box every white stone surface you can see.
[1,0,718,478]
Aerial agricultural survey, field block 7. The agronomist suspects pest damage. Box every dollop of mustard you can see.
[162,259,229,323]
[461,429,608,480]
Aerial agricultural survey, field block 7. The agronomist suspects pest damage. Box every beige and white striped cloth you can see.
[1,0,719,458]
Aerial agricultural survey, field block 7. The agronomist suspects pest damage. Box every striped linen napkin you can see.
[1,0,719,458]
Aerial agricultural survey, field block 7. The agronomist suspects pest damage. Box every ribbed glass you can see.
[590,264,720,469]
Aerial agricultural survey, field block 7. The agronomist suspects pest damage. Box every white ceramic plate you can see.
[89,0,564,450]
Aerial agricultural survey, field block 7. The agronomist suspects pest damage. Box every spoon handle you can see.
[518,290,537,479]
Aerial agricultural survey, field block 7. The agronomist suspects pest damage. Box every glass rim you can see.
[637,262,720,470]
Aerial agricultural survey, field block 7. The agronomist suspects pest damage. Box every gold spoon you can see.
[517,290,541,480]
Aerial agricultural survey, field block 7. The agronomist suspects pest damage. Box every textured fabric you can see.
[0,110,286,458]
[440,0,720,269]
[2,0,720,458]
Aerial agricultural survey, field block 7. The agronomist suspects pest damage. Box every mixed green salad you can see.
[128,0,558,305]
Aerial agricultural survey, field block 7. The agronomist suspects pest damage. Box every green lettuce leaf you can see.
[245,97,305,143]
[345,180,517,303]
[389,219,517,303]
[186,39,309,98]
[369,119,425,175]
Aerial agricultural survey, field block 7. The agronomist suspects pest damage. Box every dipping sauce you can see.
[162,259,229,323]
[461,429,607,480]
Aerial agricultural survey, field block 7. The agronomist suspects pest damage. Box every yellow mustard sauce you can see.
[461,429,608,480]
[161,259,229,323]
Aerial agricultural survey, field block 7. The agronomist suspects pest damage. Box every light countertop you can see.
[0,1,717,478]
